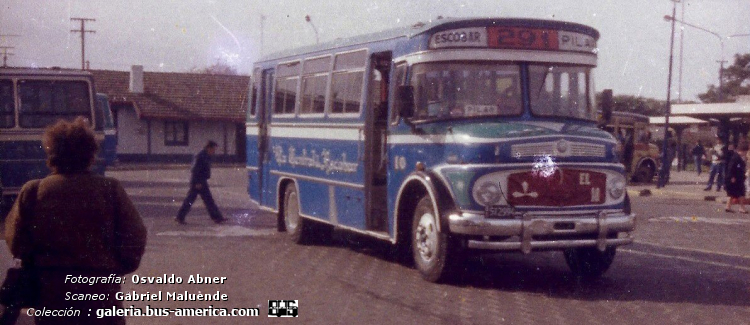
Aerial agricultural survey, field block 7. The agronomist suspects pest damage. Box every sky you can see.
[1,0,748,102]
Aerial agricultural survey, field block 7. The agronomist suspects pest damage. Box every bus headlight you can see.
[473,182,502,206]
[608,175,626,200]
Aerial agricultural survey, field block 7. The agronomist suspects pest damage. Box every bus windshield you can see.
[528,64,596,121]
[410,63,522,120]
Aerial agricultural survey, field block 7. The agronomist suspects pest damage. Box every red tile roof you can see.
[90,69,249,122]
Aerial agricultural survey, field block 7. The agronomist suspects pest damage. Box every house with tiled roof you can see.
[91,66,249,163]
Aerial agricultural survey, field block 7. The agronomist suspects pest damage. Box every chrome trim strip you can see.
[389,133,615,145]
[270,170,364,190]
[258,205,277,214]
[433,162,624,173]
[467,237,633,251]
[449,211,636,253]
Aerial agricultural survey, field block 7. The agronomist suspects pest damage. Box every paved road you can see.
[3,167,749,324]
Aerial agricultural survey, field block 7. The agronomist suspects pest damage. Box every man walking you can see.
[175,141,226,224]
[704,139,726,191]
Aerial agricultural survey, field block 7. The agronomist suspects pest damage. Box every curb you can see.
[627,188,728,202]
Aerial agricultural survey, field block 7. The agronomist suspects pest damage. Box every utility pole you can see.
[0,46,14,67]
[677,0,684,103]
[70,18,96,70]
[0,34,21,42]
[0,34,20,67]
[657,0,680,188]
[717,59,727,101]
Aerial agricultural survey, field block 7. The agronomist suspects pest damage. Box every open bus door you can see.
[364,52,391,232]
[258,69,274,206]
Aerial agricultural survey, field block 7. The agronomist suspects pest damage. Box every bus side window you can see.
[390,63,406,124]
[249,68,260,119]
[0,80,13,128]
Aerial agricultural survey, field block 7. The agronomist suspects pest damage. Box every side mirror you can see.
[397,85,415,119]
[600,89,613,126]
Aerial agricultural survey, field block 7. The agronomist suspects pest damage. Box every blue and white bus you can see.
[0,68,110,211]
[246,18,634,282]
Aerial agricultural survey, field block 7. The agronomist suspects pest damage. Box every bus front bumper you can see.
[448,211,635,253]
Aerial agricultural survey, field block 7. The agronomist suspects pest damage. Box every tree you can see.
[190,59,238,75]
[596,92,666,116]
[698,53,750,103]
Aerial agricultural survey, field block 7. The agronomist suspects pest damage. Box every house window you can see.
[164,121,188,146]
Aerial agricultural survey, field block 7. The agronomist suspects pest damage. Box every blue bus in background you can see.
[0,68,109,213]
[246,18,634,282]
[96,93,117,166]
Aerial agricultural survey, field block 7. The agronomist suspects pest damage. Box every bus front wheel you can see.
[412,196,454,282]
[563,246,616,279]
[283,185,310,244]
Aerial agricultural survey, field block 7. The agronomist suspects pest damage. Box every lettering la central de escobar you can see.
[272,145,358,174]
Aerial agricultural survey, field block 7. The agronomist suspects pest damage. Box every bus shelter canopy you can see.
[648,115,709,126]
[671,101,750,121]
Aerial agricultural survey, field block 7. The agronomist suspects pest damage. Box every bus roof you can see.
[607,111,652,126]
[259,17,600,63]
[0,67,94,78]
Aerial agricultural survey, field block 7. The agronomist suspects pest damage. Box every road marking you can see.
[648,216,750,226]
[633,240,750,260]
[621,249,750,272]
[157,225,276,237]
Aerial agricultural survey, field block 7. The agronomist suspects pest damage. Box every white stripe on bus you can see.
[396,48,597,66]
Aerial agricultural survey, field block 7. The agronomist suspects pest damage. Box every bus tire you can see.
[633,163,654,183]
[283,185,310,244]
[563,246,616,279]
[412,196,453,282]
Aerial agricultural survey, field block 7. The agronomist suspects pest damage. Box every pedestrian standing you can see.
[175,141,226,224]
[724,143,749,213]
[691,141,705,175]
[4,118,147,325]
[704,139,726,191]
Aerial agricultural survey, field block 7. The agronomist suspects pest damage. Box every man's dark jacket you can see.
[190,149,212,185]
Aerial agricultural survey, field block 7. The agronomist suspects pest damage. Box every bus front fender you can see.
[395,171,457,237]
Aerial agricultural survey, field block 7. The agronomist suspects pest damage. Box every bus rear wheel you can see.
[633,164,654,183]
[563,246,616,279]
[412,196,454,282]
[283,185,310,244]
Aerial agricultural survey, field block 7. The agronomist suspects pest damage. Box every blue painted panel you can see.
[247,170,260,202]
[1,139,107,192]
[297,180,329,221]
[103,134,117,166]
[335,187,365,229]
[268,137,364,186]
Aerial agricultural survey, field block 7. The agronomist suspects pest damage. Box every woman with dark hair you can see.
[725,143,749,213]
[4,117,147,324]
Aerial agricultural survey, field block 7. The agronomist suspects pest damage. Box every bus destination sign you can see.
[429,27,596,53]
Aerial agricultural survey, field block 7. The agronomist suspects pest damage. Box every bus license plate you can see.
[485,205,516,219]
